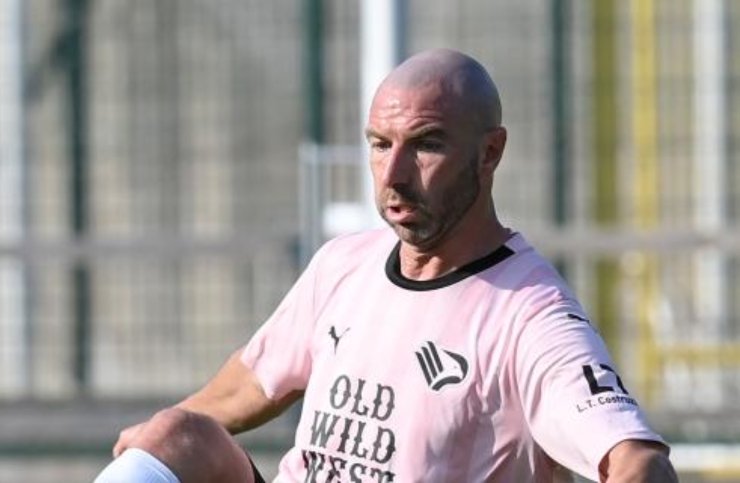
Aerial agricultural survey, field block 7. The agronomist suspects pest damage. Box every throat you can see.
[397,225,512,281]
[385,237,516,291]
[398,250,451,281]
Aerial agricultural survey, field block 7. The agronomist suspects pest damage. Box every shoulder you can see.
[309,227,397,275]
[494,233,592,333]
[495,232,576,304]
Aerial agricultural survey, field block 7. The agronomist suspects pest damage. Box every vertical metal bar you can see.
[19,0,33,396]
[300,0,325,266]
[68,4,88,237]
[630,0,660,405]
[729,0,740,343]
[299,143,323,268]
[63,0,91,392]
[0,0,29,395]
[551,0,570,278]
[72,265,90,390]
[592,0,620,357]
[692,0,727,406]
[303,0,324,144]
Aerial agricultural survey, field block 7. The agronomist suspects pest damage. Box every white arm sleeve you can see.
[94,448,180,483]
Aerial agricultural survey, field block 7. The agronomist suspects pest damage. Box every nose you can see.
[380,145,413,187]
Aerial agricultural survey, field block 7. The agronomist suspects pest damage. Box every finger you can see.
[112,436,126,458]
[113,424,142,458]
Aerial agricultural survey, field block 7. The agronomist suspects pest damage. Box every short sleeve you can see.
[240,242,330,401]
[515,300,665,481]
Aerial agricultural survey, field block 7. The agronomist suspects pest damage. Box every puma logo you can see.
[329,326,350,353]
[567,313,591,324]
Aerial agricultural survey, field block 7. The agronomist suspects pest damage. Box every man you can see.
[96,48,677,482]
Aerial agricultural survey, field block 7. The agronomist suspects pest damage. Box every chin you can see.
[394,227,444,251]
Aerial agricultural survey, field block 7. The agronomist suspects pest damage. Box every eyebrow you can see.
[409,126,448,140]
[364,126,448,141]
[364,128,383,141]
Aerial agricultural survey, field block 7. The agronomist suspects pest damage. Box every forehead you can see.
[367,85,463,135]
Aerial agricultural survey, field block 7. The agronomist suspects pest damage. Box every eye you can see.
[416,139,444,153]
[370,139,391,152]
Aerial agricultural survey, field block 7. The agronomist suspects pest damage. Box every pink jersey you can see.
[241,229,664,482]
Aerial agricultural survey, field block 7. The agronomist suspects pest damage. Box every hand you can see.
[599,440,677,482]
[109,408,256,483]
[112,420,148,458]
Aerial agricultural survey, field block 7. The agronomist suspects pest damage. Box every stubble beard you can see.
[379,157,480,250]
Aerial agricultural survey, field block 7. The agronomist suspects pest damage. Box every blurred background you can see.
[0,0,739,481]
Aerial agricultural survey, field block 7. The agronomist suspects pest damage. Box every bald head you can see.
[376,48,502,129]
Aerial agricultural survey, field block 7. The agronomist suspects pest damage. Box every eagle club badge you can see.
[415,341,469,391]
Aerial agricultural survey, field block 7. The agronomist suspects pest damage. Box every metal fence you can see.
[1,0,740,481]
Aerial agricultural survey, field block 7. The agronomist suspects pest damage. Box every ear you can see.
[479,126,507,176]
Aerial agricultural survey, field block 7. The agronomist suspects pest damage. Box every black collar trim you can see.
[385,242,515,291]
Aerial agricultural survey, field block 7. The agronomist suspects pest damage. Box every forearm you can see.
[600,440,678,483]
[176,347,301,434]
[113,347,299,458]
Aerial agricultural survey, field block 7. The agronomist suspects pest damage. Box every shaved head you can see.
[366,48,508,252]
[375,48,502,130]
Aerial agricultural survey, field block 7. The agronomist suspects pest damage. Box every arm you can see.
[599,440,678,483]
[113,238,331,458]
[113,346,302,457]
[513,296,673,480]
[177,346,303,433]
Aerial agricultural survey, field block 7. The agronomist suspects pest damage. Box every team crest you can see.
[415,341,469,391]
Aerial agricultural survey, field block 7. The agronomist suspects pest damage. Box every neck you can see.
[398,202,510,281]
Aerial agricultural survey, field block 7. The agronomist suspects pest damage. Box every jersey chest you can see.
[296,278,515,479]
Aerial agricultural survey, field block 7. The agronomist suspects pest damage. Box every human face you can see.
[365,85,483,250]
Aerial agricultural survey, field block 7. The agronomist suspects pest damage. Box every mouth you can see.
[384,204,418,224]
